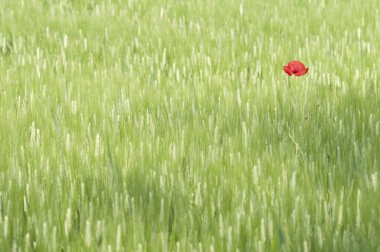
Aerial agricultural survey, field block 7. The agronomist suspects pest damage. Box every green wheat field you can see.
[1,0,380,251]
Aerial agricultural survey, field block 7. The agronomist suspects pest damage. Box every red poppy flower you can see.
[283,61,308,77]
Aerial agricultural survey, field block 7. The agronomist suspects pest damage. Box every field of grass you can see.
[0,0,380,251]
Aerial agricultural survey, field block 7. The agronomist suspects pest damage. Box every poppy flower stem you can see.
[284,78,298,116]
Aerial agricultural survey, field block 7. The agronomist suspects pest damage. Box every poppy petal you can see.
[295,67,308,76]
[283,61,308,77]
[283,66,293,76]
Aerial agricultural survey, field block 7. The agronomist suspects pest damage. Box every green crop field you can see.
[0,0,379,251]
